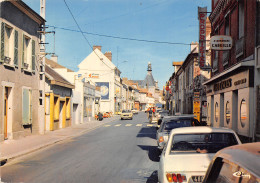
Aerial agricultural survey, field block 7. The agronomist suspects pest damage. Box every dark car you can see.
[156,115,203,150]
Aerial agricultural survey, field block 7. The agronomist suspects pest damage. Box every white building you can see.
[77,46,121,113]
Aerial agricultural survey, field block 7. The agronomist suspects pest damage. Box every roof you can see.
[45,65,74,89]
[172,61,184,66]
[214,142,260,178]
[45,58,74,72]
[170,127,238,135]
[9,1,45,25]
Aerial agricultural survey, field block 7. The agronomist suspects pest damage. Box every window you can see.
[238,0,244,39]
[23,35,31,70]
[54,96,60,121]
[226,101,231,124]
[1,22,18,66]
[215,102,219,122]
[170,133,238,153]
[22,88,32,125]
[240,99,247,128]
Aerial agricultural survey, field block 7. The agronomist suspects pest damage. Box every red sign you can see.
[198,7,207,68]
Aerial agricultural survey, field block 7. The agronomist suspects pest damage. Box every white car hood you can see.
[164,153,214,172]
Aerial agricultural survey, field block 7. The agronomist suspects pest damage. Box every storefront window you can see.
[226,101,231,124]
[240,99,247,128]
[215,102,219,122]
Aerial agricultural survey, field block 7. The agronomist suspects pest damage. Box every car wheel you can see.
[121,118,123,120]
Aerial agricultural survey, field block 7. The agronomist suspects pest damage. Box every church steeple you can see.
[147,62,152,72]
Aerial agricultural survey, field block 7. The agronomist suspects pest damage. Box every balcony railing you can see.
[212,57,218,72]
[236,37,244,58]
[222,51,229,66]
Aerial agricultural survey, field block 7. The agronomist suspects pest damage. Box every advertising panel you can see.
[96,82,109,100]
[210,35,232,50]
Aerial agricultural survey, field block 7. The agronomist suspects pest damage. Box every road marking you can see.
[104,125,111,127]
[115,124,121,127]
[147,124,153,127]
[125,124,132,127]
[136,124,142,127]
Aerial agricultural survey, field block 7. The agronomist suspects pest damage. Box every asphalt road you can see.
[1,112,161,183]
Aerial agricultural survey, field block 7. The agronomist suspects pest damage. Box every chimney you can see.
[50,54,58,63]
[93,45,102,51]
[104,51,112,61]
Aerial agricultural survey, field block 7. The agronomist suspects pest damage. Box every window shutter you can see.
[22,88,32,125]
[32,40,35,71]
[14,30,18,66]
[1,22,5,61]
[22,35,24,68]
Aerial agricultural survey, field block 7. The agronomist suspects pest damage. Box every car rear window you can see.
[162,120,193,132]
[170,133,238,153]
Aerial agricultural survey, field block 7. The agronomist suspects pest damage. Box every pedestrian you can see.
[148,108,153,123]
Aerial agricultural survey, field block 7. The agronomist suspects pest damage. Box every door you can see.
[4,87,8,139]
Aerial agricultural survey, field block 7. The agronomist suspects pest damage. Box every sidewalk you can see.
[0,116,119,166]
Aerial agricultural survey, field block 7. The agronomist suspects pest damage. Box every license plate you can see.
[191,176,204,182]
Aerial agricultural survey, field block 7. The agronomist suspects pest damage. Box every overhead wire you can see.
[47,25,191,46]
[63,0,114,70]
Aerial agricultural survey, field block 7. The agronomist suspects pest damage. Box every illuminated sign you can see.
[210,35,232,50]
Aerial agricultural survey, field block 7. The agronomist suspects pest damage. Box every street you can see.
[1,112,160,183]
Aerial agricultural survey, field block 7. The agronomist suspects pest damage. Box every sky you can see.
[23,0,211,89]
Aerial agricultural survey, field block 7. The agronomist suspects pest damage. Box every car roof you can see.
[214,142,260,178]
[169,126,237,135]
[164,115,196,119]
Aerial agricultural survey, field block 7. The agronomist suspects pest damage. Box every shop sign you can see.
[214,78,232,91]
[88,73,99,79]
[210,35,232,50]
[193,101,200,122]
[198,7,207,68]
[206,70,250,96]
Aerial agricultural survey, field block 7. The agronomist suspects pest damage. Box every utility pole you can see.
[38,0,46,134]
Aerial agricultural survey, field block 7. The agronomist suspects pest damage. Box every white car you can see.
[158,127,241,183]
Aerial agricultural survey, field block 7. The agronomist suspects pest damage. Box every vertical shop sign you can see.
[193,91,201,121]
[198,7,207,68]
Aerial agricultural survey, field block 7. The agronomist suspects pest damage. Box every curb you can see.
[1,117,119,166]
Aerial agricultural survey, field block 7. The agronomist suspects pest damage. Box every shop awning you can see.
[203,59,254,86]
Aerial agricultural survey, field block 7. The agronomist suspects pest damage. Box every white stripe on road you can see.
[125,124,132,127]
[115,124,121,127]
[136,124,142,127]
[147,124,153,127]
[104,125,111,127]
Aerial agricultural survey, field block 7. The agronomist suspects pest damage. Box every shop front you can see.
[204,66,254,141]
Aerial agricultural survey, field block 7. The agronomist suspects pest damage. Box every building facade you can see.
[0,1,45,140]
[204,0,259,141]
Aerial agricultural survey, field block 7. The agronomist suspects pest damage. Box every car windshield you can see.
[170,133,238,153]
[161,120,193,132]
[122,110,131,113]
[159,111,168,117]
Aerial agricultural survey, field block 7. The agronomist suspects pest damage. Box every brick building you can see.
[204,0,260,142]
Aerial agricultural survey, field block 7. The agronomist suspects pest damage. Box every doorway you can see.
[4,87,11,140]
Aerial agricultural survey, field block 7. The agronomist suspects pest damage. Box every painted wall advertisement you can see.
[96,82,109,100]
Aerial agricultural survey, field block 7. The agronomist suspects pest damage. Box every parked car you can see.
[103,112,110,118]
[156,115,201,150]
[203,142,260,183]
[157,110,169,126]
[131,108,138,114]
[158,127,241,183]
[120,110,133,120]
